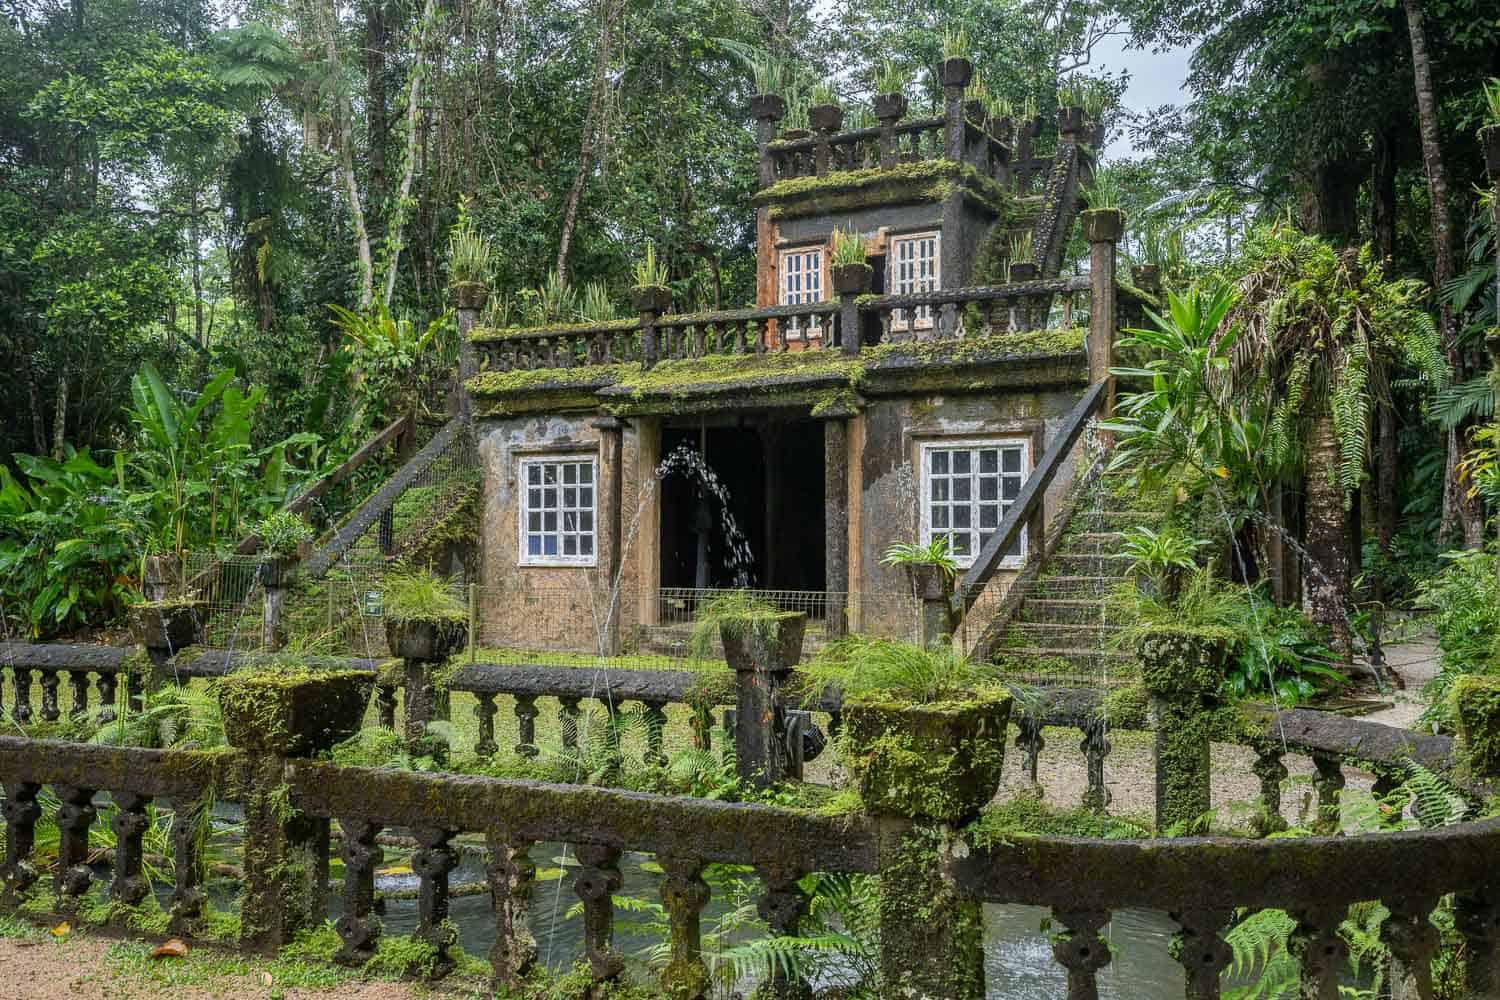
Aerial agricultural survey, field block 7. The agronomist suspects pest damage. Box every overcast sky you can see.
[1090,34,1196,160]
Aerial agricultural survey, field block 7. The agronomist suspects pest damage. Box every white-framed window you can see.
[779,246,824,340]
[919,438,1029,569]
[518,456,597,566]
[890,232,940,330]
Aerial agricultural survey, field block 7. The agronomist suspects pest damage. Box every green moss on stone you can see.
[470,319,639,343]
[1453,675,1500,780]
[967,794,1152,844]
[756,160,1013,221]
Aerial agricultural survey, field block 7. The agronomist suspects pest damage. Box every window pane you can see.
[563,488,576,507]
[528,512,541,531]
[932,507,949,529]
[528,466,541,485]
[563,511,577,532]
[543,466,558,485]
[563,536,577,555]
[953,477,971,502]
[931,479,948,502]
[563,465,576,484]
[580,488,592,508]
[980,450,999,474]
[529,489,541,509]
[543,512,556,532]
[1002,449,1021,473]
[979,478,997,501]
[543,536,557,555]
[931,451,948,474]
[580,511,593,532]
[953,533,971,555]
[581,536,594,556]
[954,506,971,529]
[580,465,593,484]
[980,505,998,528]
[953,451,971,474]
[1002,478,1019,500]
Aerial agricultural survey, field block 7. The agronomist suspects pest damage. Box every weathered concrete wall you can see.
[853,389,1081,640]
[476,415,644,654]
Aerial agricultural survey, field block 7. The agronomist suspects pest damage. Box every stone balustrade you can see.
[3,731,1499,999]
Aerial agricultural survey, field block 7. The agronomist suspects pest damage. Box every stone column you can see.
[1138,625,1232,835]
[242,755,330,953]
[822,415,852,640]
[749,94,786,189]
[872,93,907,169]
[593,416,626,656]
[879,826,985,1000]
[721,613,806,787]
[453,282,488,423]
[1084,208,1123,419]
[637,417,662,627]
[632,286,669,370]
[939,57,973,163]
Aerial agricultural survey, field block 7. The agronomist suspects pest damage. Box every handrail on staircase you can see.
[953,380,1107,618]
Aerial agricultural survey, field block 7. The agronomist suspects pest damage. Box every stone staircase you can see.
[992,499,1162,686]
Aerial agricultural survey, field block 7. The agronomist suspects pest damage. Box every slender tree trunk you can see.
[1403,0,1478,547]
[190,187,205,344]
[51,368,69,460]
[22,345,47,455]
[365,0,388,234]
[1303,414,1353,662]
[1371,128,1397,265]
[1376,400,1398,601]
[379,0,437,309]
[321,0,375,309]
[554,0,621,284]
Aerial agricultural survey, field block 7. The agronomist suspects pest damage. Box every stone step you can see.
[1047,552,1134,577]
[1004,622,1123,651]
[1078,510,1165,531]
[1055,531,1130,555]
[1015,598,1120,625]
[990,646,1137,685]
[1029,575,1119,598]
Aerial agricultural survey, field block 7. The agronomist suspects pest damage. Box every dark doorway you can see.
[659,420,826,593]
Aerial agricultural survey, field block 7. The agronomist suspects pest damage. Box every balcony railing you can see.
[472,278,1094,376]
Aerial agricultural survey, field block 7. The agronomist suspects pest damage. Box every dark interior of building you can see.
[659,417,825,594]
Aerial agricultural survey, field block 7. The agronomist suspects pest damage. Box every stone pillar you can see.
[638,416,662,628]
[879,826,985,1000]
[1084,208,1123,420]
[939,58,973,163]
[259,557,294,653]
[722,613,806,787]
[872,93,907,169]
[822,416,852,639]
[750,94,786,189]
[1138,625,1232,835]
[632,286,669,370]
[593,416,626,656]
[241,755,330,953]
[809,103,842,176]
[453,282,488,423]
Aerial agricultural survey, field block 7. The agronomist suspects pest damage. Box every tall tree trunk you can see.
[1371,128,1397,265]
[22,344,47,455]
[365,0,388,234]
[379,0,437,308]
[190,187,205,344]
[321,0,375,309]
[554,0,621,285]
[1303,414,1353,662]
[51,368,69,460]
[1403,0,1478,547]
[1375,400,1398,603]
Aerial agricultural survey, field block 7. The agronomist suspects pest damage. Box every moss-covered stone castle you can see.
[454,56,1142,657]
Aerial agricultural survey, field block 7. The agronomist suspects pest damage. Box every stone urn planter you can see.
[718,611,806,674]
[141,554,181,602]
[1451,675,1500,780]
[964,99,986,124]
[748,93,786,121]
[832,262,873,296]
[939,57,973,90]
[1083,207,1124,242]
[872,93,907,122]
[1484,125,1500,178]
[842,689,1012,822]
[451,281,490,311]
[808,103,843,132]
[386,615,469,662]
[131,600,205,650]
[1008,261,1037,282]
[219,668,373,756]
[630,284,672,315]
[1058,106,1086,135]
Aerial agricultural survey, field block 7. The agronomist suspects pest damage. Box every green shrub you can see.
[1418,550,1499,728]
[256,511,311,558]
[802,634,996,703]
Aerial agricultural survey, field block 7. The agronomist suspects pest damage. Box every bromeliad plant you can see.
[1120,524,1206,602]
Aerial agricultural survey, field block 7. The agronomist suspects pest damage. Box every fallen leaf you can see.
[50,922,70,938]
[150,938,189,959]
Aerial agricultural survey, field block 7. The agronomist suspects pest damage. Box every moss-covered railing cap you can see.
[469,318,640,343]
[753,160,1011,219]
[939,56,973,89]
[1136,624,1236,699]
